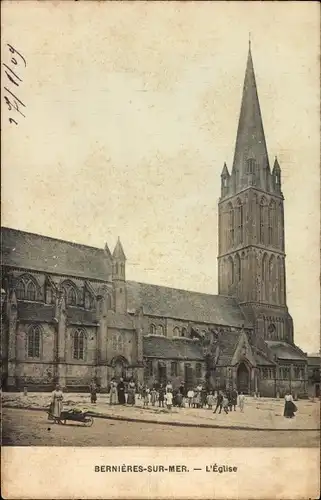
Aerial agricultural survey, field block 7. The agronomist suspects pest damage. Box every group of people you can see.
[101,379,248,413]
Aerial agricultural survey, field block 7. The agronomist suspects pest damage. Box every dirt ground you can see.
[2,408,319,447]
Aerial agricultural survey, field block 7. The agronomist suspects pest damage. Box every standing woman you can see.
[51,384,64,423]
[127,379,136,406]
[284,391,297,418]
[109,379,118,405]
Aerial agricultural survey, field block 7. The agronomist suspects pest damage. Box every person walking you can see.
[238,392,245,412]
[206,391,215,410]
[283,391,297,418]
[222,393,229,414]
[213,391,223,414]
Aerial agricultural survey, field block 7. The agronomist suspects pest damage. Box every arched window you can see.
[27,325,41,358]
[228,256,234,286]
[61,281,78,306]
[181,327,187,338]
[112,333,124,352]
[228,203,234,247]
[15,280,25,300]
[173,326,180,337]
[150,324,156,335]
[236,199,243,245]
[157,325,165,336]
[16,275,39,301]
[269,255,276,303]
[262,253,268,301]
[259,198,267,244]
[73,329,85,360]
[196,363,202,379]
[268,201,276,246]
[171,361,178,377]
[26,281,36,301]
[235,254,241,282]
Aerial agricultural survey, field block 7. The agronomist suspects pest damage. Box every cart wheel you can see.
[61,419,67,425]
[84,416,94,427]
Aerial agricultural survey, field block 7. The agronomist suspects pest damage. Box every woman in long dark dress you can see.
[117,377,126,405]
[283,392,297,418]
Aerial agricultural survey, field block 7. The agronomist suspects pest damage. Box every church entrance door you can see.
[158,363,167,385]
[111,356,128,381]
[237,362,250,394]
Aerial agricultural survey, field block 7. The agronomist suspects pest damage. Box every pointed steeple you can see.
[112,237,126,261]
[272,156,281,173]
[221,162,229,177]
[232,42,270,191]
[104,242,112,259]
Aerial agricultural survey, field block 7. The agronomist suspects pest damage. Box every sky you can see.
[1,1,320,353]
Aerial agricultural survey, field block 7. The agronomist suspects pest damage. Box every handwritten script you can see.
[3,44,27,126]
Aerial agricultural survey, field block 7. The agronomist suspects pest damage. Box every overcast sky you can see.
[2,2,320,353]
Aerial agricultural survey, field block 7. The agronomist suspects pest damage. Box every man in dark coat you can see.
[117,377,126,405]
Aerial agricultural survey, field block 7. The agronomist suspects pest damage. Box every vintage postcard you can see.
[1,1,320,499]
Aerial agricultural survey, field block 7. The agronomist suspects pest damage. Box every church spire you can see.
[232,42,270,191]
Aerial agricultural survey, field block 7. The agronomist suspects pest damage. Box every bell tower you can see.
[217,42,293,344]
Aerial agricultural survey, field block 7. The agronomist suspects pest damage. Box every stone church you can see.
[0,44,308,397]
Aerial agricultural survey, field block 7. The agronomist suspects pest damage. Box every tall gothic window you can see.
[27,325,41,358]
[262,253,268,301]
[228,203,234,247]
[112,333,124,352]
[150,324,156,335]
[61,281,78,306]
[26,281,36,301]
[196,363,202,379]
[73,329,85,360]
[15,275,39,301]
[228,256,234,286]
[157,325,165,336]
[268,200,276,246]
[259,198,267,244]
[171,361,178,377]
[173,326,180,337]
[16,280,25,299]
[236,199,243,245]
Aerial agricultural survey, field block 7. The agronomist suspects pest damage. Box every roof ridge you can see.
[1,226,107,253]
[127,280,236,301]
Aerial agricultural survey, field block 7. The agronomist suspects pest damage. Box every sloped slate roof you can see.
[266,341,307,361]
[254,351,276,366]
[18,302,55,322]
[143,336,204,361]
[1,227,112,281]
[127,281,248,327]
[217,331,240,366]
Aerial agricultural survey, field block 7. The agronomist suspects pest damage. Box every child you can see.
[165,390,173,410]
[206,391,215,410]
[187,388,194,408]
[150,387,157,406]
